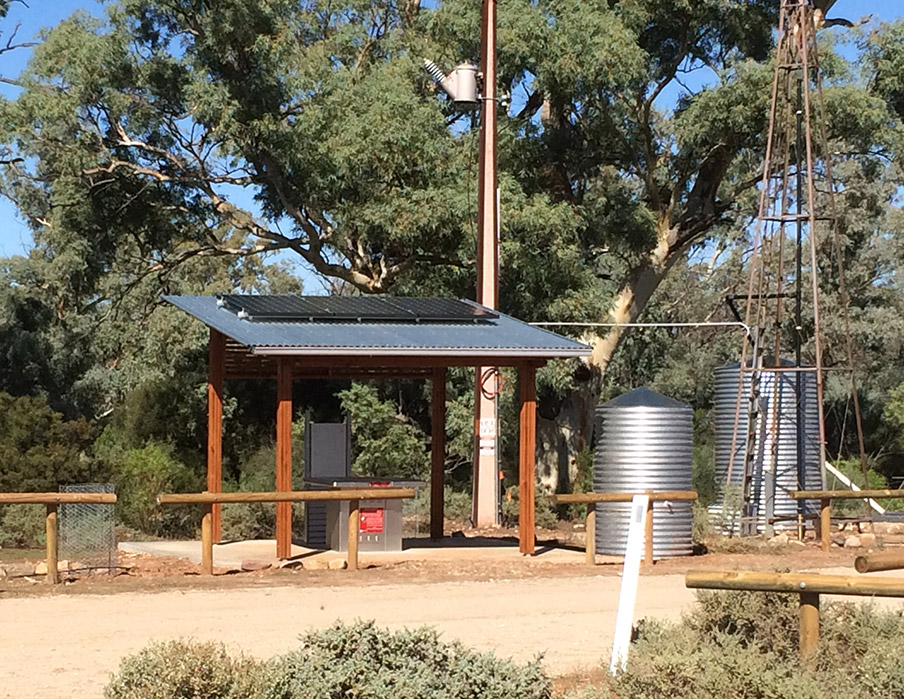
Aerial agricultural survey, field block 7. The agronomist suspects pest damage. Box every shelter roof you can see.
[165,295,590,375]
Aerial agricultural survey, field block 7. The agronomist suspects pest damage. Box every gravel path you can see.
[0,573,696,697]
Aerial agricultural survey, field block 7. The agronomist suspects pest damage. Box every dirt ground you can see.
[0,537,895,698]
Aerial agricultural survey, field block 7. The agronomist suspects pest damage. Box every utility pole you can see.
[472,0,500,527]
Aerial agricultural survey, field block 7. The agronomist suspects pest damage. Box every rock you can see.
[860,522,873,533]
[768,533,790,547]
[328,558,348,570]
[859,533,877,549]
[34,560,71,575]
[303,558,330,571]
[789,539,806,548]
[0,566,8,578]
[451,530,466,538]
[241,559,272,572]
[844,535,862,549]
[279,559,305,570]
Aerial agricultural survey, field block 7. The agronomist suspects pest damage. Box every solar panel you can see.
[216,295,497,323]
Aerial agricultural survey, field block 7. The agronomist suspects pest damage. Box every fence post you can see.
[585,505,596,565]
[45,504,59,585]
[799,591,820,664]
[201,503,213,576]
[644,494,654,564]
[820,499,831,552]
[347,499,359,571]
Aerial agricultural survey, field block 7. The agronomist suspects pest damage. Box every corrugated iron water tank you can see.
[593,387,693,558]
[712,362,823,531]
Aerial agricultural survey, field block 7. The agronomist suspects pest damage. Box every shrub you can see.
[260,621,552,699]
[104,640,261,699]
[113,443,202,537]
[105,623,551,699]
[502,484,558,529]
[564,590,904,699]
[0,503,46,548]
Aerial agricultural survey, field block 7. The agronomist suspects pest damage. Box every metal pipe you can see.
[529,321,750,331]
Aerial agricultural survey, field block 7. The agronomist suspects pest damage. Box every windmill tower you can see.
[726,0,870,537]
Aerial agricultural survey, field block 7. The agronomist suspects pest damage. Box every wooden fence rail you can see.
[551,491,698,565]
[790,489,904,552]
[158,488,415,574]
[0,492,118,584]
[686,569,904,663]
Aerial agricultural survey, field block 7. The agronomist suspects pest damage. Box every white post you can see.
[609,494,649,674]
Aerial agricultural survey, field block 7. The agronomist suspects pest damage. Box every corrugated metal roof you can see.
[164,295,591,359]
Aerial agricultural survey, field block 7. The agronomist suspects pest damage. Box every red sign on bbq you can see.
[360,507,385,533]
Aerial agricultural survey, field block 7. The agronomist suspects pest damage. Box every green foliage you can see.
[691,502,713,547]
[502,484,558,530]
[107,442,202,537]
[339,383,429,480]
[261,621,551,699]
[105,622,551,699]
[567,591,904,699]
[0,504,46,548]
[443,488,472,523]
[0,392,98,492]
[104,640,261,699]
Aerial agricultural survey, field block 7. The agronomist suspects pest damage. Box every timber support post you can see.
[201,502,214,575]
[431,367,446,540]
[585,506,596,565]
[207,328,225,542]
[820,498,831,552]
[347,499,360,571]
[518,364,537,555]
[799,591,820,664]
[45,504,59,585]
[275,358,293,559]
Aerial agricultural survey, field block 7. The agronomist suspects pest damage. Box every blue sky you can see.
[0,0,901,260]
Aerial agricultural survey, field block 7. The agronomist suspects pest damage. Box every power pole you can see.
[472,0,500,527]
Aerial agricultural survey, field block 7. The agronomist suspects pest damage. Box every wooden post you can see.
[644,494,654,565]
[799,592,820,664]
[820,498,831,552]
[347,499,359,571]
[585,506,596,565]
[207,328,225,542]
[855,550,904,574]
[45,504,58,585]
[275,358,293,559]
[430,367,446,540]
[519,364,537,555]
[201,502,213,576]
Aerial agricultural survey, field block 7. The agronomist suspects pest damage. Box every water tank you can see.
[593,387,693,558]
[712,362,823,531]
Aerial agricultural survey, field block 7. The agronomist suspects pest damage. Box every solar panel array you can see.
[217,295,498,323]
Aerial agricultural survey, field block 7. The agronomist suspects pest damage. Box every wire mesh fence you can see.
[59,484,116,571]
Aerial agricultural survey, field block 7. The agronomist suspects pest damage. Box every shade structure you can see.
[164,294,592,557]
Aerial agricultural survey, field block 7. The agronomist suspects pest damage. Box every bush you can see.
[261,621,552,699]
[565,590,904,699]
[0,504,46,548]
[502,484,558,529]
[104,640,261,699]
[105,623,551,699]
[113,443,202,537]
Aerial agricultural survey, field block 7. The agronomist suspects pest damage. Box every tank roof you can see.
[601,386,689,409]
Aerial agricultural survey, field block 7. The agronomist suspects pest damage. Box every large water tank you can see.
[593,387,693,558]
[712,362,823,531]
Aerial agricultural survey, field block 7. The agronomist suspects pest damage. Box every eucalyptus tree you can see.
[0,0,901,390]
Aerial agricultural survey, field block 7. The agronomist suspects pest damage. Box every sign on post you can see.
[609,493,649,674]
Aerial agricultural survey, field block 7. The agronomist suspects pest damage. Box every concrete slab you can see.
[119,536,610,568]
